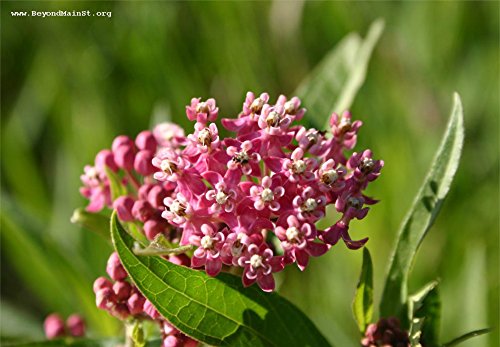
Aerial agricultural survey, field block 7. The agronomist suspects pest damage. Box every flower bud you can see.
[93,276,112,293]
[168,254,190,267]
[132,200,155,223]
[127,293,146,315]
[112,135,134,152]
[163,335,181,347]
[138,183,155,200]
[66,314,85,337]
[134,150,155,176]
[111,303,130,320]
[113,144,135,170]
[106,252,127,281]
[95,149,118,172]
[135,130,157,152]
[113,281,132,301]
[144,219,164,240]
[96,287,116,309]
[44,313,65,339]
[113,196,135,222]
[143,299,160,319]
[147,185,168,208]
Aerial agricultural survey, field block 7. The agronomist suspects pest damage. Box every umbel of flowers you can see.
[80,92,382,346]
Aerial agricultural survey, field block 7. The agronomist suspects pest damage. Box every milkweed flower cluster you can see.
[79,92,383,296]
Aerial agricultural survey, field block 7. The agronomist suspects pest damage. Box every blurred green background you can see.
[1,1,498,346]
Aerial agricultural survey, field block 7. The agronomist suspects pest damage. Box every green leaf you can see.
[380,93,465,322]
[71,208,110,241]
[352,248,373,334]
[408,281,440,347]
[104,166,127,201]
[442,328,491,347]
[295,19,384,130]
[2,338,162,347]
[111,212,332,347]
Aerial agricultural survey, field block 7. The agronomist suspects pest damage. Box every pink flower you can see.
[44,314,65,339]
[153,122,185,148]
[292,186,327,222]
[189,224,225,276]
[238,244,284,292]
[249,176,285,212]
[275,215,328,270]
[203,171,239,213]
[186,97,218,124]
[347,150,384,186]
[187,122,220,152]
[281,148,317,182]
[226,139,261,177]
[316,159,346,193]
[66,314,85,337]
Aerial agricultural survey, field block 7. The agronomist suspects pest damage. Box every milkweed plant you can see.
[17,21,489,347]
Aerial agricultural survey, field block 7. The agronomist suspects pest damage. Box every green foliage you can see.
[295,20,384,130]
[104,167,127,201]
[71,208,110,241]
[111,212,331,347]
[442,329,492,347]
[2,338,161,347]
[380,94,464,323]
[352,248,374,334]
[408,281,440,347]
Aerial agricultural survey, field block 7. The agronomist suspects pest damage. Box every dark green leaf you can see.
[352,248,373,334]
[111,212,332,347]
[408,281,440,347]
[295,19,384,130]
[380,94,464,322]
[442,328,491,347]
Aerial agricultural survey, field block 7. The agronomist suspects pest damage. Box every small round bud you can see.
[113,281,132,301]
[111,303,130,320]
[113,144,135,170]
[106,252,127,281]
[144,219,164,240]
[134,150,155,176]
[138,183,155,200]
[112,135,134,152]
[113,196,135,222]
[95,149,118,172]
[66,314,85,337]
[132,200,155,222]
[44,313,65,339]
[168,254,190,267]
[93,276,112,293]
[143,299,160,320]
[147,185,168,208]
[127,293,146,316]
[96,287,116,309]
[135,130,156,152]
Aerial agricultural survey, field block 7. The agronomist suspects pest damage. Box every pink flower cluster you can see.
[94,252,197,347]
[80,92,383,295]
[43,313,85,339]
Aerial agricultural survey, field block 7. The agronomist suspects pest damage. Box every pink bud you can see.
[96,287,116,309]
[163,335,180,347]
[113,144,135,170]
[132,200,155,223]
[143,299,160,319]
[95,149,118,172]
[168,254,190,267]
[138,183,155,200]
[93,276,112,293]
[111,303,130,320]
[135,130,157,152]
[112,135,134,152]
[147,185,167,208]
[66,314,85,337]
[113,281,132,301]
[113,196,135,222]
[106,252,127,281]
[44,313,65,339]
[127,293,146,315]
[134,150,155,176]
[144,219,163,240]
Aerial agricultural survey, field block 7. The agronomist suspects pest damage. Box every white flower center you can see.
[284,100,297,114]
[339,118,352,133]
[250,254,264,269]
[292,160,306,174]
[261,188,274,202]
[302,198,318,212]
[250,98,264,113]
[321,169,338,185]
[215,190,228,205]
[197,128,212,146]
[232,150,250,164]
[266,111,281,127]
[196,102,209,114]
[360,158,374,173]
[306,131,319,145]
[201,235,214,249]
[348,197,363,209]
[160,160,176,174]
[170,200,186,216]
[286,227,300,242]
[86,167,98,179]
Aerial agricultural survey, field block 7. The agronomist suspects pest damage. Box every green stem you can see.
[134,244,194,256]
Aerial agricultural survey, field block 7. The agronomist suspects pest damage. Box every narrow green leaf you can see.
[380,93,465,322]
[352,248,373,334]
[442,328,491,347]
[111,212,332,347]
[408,281,440,347]
[70,208,110,240]
[104,166,127,201]
[295,19,384,130]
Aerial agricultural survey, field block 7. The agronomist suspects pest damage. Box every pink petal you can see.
[295,250,309,271]
[205,258,222,277]
[257,274,275,292]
